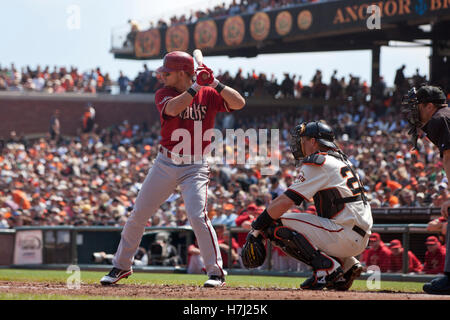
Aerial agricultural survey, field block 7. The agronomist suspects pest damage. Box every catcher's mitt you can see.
[241,232,266,269]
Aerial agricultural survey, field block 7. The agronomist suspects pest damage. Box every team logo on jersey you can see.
[179,103,207,121]
[297,170,306,182]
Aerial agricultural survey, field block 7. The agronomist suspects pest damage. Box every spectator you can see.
[381,187,400,208]
[280,73,294,98]
[387,239,423,273]
[148,231,181,266]
[423,236,447,274]
[49,109,61,143]
[215,225,239,268]
[133,247,149,266]
[398,189,418,207]
[394,65,406,91]
[81,104,96,144]
[427,216,447,245]
[221,203,238,227]
[124,19,139,48]
[118,71,130,94]
[268,177,285,199]
[187,238,206,274]
[362,233,392,272]
[375,172,402,193]
[175,205,189,226]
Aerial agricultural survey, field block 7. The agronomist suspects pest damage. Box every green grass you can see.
[0,269,425,299]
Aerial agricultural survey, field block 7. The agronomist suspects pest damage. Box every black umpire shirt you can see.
[421,107,450,158]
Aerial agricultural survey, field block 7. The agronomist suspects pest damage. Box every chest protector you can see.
[303,150,368,219]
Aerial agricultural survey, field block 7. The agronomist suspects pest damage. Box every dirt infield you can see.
[1,281,449,299]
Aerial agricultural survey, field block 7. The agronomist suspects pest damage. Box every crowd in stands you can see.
[0,64,113,94]
[3,62,449,110]
[360,233,447,275]
[0,62,448,273]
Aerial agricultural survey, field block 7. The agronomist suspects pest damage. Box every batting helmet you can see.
[156,51,195,75]
[289,121,337,161]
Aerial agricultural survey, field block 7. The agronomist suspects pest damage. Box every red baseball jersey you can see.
[424,245,447,274]
[363,244,392,272]
[155,86,230,155]
[389,251,423,273]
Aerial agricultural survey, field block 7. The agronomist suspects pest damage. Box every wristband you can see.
[187,87,197,97]
[251,209,274,231]
[187,82,202,97]
[214,82,225,93]
[191,82,202,92]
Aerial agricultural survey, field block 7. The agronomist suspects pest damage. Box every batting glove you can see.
[195,65,215,86]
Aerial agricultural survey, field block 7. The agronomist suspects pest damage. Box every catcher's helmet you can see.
[156,51,195,75]
[289,121,337,161]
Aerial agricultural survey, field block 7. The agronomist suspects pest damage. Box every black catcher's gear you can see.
[241,232,267,269]
[402,85,447,149]
[289,121,337,162]
[271,226,333,270]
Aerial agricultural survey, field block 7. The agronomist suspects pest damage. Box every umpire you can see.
[402,84,450,294]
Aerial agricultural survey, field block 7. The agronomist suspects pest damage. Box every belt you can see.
[352,225,367,238]
[159,146,200,163]
[159,146,178,159]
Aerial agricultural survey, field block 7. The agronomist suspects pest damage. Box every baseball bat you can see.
[193,49,203,67]
[193,49,210,81]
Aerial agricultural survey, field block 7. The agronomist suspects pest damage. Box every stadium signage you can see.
[334,0,450,24]
[333,0,412,24]
[430,0,450,9]
[13,230,43,265]
[129,0,450,59]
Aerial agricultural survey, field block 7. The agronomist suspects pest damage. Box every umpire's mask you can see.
[401,85,447,149]
[289,121,337,163]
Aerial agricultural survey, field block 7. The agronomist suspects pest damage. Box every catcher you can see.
[241,121,373,290]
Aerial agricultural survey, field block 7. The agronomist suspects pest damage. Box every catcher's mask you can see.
[401,85,447,149]
[289,121,337,162]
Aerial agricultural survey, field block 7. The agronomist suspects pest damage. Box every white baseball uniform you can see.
[282,151,373,272]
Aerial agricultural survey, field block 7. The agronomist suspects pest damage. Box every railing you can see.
[6,222,444,276]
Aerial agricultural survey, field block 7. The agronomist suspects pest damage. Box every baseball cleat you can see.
[423,275,450,295]
[100,267,133,285]
[329,262,363,291]
[301,266,344,290]
[203,275,226,288]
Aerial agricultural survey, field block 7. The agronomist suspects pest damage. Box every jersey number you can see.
[340,167,361,196]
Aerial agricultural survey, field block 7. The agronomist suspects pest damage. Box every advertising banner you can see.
[13,230,43,265]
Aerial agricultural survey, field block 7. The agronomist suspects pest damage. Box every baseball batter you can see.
[241,121,373,290]
[100,51,245,287]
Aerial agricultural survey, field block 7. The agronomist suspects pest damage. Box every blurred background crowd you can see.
[2,62,448,105]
